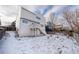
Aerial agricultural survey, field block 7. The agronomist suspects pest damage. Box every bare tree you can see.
[63,9,79,33]
[63,9,73,31]
[72,9,79,32]
[49,13,58,29]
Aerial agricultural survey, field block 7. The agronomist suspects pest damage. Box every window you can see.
[22,19,28,23]
[36,16,41,20]
[41,25,44,27]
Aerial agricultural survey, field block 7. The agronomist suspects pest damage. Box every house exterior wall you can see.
[16,6,46,37]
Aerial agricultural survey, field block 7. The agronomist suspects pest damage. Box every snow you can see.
[0,31,79,54]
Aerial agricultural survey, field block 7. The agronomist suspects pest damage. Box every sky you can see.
[0,5,78,16]
[0,5,79,22]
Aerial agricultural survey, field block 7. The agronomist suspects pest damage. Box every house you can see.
[16,6,46,37]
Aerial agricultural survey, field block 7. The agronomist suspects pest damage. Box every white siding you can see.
[16,6,46,37]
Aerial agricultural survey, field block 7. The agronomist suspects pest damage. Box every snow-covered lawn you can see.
[0,31,79,54]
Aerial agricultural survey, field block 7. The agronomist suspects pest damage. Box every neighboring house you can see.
[0,16,15,26]
[16,7,46,37]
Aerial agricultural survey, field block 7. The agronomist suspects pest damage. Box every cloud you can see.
[0,5,78,22]
[0,5,18,17]
[44,5,75,17]
[0,5,50,16]
[0,5,78,17]
[44,5,64,17]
